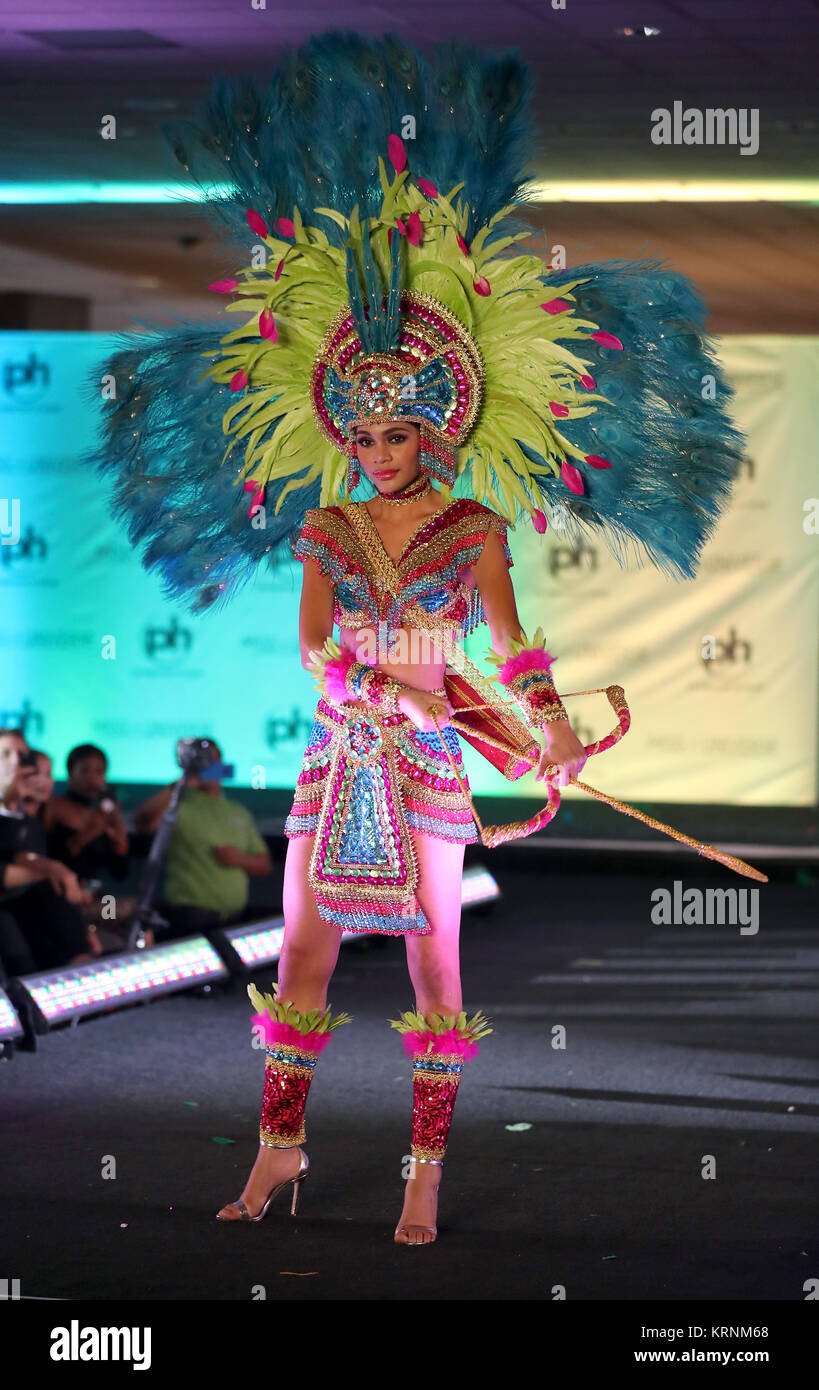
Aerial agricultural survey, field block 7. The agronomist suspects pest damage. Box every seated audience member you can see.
[0,728,98,968]
[43,742,136,951]
[133,739,271,937]
[45,743,129,883]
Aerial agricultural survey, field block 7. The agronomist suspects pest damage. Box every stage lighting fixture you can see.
[0,988,24,1042]
[461,864,501,907]
[221,917,286,969]
[18,936,228,1026]
[219,916,360,971]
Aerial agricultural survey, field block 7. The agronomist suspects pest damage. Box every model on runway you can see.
[86,33,744,1244]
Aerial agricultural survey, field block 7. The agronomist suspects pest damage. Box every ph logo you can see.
[547,544,598,579]
[2,351,51,405]
[265,709,315,750]
[0,699,44,738]
[0,525,48,566]
[144,616,193,662]
[701,627,752,670]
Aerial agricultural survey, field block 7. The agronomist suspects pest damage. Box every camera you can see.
[175,738,234,781]
[18,748,38,770]
[176,737,219,774]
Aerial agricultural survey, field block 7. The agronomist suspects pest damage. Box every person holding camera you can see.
[0,728,98,969]
[132,738,271,938]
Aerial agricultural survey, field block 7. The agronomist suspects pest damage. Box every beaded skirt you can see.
[284,695,479,936]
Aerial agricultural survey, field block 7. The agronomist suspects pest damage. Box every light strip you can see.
[0,989,23,1040]
[461,864,501,906]
[21,935,227,1023]
[0,181,227,205]
[528,179,819,204]
[0,179,816,206]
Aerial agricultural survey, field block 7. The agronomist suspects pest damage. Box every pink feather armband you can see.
[486,629,569,727]
[306,638,404,713]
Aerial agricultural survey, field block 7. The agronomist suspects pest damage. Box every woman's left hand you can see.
[534,721,588,788]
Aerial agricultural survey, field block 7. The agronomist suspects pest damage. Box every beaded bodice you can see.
[292,497,512,638]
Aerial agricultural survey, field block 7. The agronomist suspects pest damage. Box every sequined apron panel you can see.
[284,697,478,936]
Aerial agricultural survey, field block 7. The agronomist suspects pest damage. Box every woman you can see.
[216,419,587,1242]
[88,33,742,1247]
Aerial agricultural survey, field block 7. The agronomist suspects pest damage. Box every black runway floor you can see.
[2,868,817,1303]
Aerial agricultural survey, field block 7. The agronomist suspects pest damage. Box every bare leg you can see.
[217,835,342,1219]
[395,831,465,1244]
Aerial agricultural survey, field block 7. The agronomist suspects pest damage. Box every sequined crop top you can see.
[292,497,513,638]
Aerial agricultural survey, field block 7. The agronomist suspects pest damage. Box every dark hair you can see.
[67,743,108,774]
[0,727,27,741]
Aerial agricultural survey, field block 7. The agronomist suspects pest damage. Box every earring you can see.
[346,440,360,494]
[418,421,455,489]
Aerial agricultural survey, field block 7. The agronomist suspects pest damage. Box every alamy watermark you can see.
[650,880,759,935]
[651,102,759,156]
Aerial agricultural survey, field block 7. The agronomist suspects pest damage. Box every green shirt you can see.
[163,788,268,915]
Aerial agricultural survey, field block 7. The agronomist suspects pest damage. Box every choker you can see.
[376,474,432,507]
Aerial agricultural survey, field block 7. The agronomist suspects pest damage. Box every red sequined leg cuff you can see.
[410,1054,465,1162]
[259,1043,320,1148]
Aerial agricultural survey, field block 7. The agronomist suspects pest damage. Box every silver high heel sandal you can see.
[217,1146,309,1222]
[394,1156,442,1245]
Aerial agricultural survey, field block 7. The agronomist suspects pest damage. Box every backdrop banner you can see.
[1,332,816,805]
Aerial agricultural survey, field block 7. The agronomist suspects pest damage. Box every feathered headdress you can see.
[83,31,744,612]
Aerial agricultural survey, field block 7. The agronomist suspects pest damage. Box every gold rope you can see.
[429,711,768,884]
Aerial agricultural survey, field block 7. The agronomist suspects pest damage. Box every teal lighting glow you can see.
[0,182,234,205]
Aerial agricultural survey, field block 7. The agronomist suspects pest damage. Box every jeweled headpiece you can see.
[312,288,484,490]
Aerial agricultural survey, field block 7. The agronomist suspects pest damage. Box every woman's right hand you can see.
[397,688,453,733]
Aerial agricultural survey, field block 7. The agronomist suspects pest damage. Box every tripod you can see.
[125,774,192,951]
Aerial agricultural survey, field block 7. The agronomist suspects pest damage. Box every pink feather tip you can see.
[549,401,569,418]
[259,309,278,341]
[532,509,549,534]
[243,480,265,516]
[579,373,596,389]
[561,460,585,494]
[387,134,406,173]
[323,648,357,704]
[246,209,268,238]
[473,275,491,296]
[251,1013,334,1054]
[541,298,570,315]
[417,177,438,198]
[278,217,295,238]
[208,279,238,294]
[405,211,423,246]
[585,454,612,469]
[401,1029,481,1062]
[229,369,248,392]
[496,646,556,684]
[590,330,623,350]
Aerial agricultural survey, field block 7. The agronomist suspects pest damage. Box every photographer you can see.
[0,728,98,969]
[133,737,271,938]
